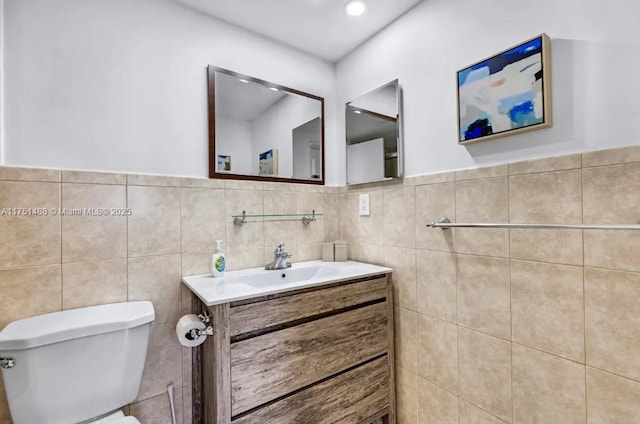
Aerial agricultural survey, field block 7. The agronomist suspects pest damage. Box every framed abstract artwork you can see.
[217,155,231,172]
[457,33,552,144]
[258,149,278,176]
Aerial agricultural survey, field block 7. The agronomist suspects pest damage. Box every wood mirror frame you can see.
[208,66,325,185]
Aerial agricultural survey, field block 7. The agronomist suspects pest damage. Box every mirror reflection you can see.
[209,67,324,183]
[346,80,402,185]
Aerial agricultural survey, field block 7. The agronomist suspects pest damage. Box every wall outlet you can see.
[359,194,371,216]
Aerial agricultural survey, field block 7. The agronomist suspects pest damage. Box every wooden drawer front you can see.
[230,302,388,416]
[229,277,388,337]
[232,356,389,424]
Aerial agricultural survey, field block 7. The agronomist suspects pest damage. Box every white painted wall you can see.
[250,94,320,178]
[215,116,252,175]
[2,0,338,182]
[335,0,640,182]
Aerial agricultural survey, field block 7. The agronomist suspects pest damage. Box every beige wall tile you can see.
[586,367,640,423]
[128,186,181,257]
[62,259,127,310]
[183,346,192,388]
[181,252,211,276]
[263,190,297,249]
[512,344,586,424]
[509,170,582,224]
[181,284,194,316]
[356,244,385,265]
[455,177,509,258]
[224,180,264,190]
[296,192,325,244]
[225,189,264,250]
[511,260,585,362]
[338,192,358,244]
[136,324,183,402]
[357,190,383,245]
[416,249,456,323]
[395,307,418,373]
[182,385,192,424]
[584,230,640,272]
[585,267,640,380]
[510,229,583,266]
[295,243,321,262]
[417,315,458,393]
[62,170,126,185]
[412,171,455,186]
[383,246,416,310]
[457,255,511,340]
[127,174,181,187]
[297,217,325,244]
[418,377,458,424]
[132,384,183,423]
[0,166,60,182]
[62,183,127,263]
[0,181,61,268]
[509,153,581,175]
[458,328,512,422]
[228,247,266,271]
[0,265,61,328]
[415,183,455,252]
[455,165,508,181]
[383,186,415,248]
[181,188,226,253]
[128,255,182,327]
[582,144,640,167]
[583,163,640,224]
[459,400,508,424]
[180,177,224,189]
[396,366,418,424]
[323,193,340,241]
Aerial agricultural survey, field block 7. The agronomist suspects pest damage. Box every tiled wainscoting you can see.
[339,144,640,423]
[0,171,339,424]
[1,144,639,423]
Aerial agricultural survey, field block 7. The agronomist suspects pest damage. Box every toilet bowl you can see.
[0,301,155,424]
[91,411,140,424]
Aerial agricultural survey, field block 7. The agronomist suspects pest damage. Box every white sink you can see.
[182,260,392,306]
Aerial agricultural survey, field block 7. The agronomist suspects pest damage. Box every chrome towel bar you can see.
[427,217,640,231]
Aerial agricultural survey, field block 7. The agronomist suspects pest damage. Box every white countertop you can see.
[182,260,392,306]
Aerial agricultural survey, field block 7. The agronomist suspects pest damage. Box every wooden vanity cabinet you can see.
[191,274,395,424]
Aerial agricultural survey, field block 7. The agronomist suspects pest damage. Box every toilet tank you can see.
[0,301,155,424]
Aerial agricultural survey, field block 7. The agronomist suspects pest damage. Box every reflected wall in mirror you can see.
[208,66,325,184]
[346,80,403,185]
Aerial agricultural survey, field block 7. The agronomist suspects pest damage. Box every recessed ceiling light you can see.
[354,110,362,114]
[270,87,279,92]
[238,79,249,83]
[344,0,366,16]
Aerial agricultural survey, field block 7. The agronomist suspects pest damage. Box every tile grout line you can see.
[580,161,589,420]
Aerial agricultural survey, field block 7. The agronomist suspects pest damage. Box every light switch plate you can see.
[359,194,371,216]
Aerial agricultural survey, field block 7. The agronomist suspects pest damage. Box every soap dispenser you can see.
[211,240,226,277]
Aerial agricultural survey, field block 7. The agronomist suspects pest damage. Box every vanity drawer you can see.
[232,355,390,424]
[230,301,389,416]
[229,276,388,337]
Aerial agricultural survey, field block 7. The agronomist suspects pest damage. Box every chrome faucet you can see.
[265,243,292,270]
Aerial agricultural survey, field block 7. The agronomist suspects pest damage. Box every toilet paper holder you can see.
[186,312,214,341]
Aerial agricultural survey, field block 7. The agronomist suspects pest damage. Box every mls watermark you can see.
[1,208,133,217]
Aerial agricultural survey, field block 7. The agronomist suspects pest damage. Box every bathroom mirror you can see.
[346,80,403,185]
[208,66,325,184]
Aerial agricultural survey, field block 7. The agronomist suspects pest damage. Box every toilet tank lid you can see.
[0,301,155,351]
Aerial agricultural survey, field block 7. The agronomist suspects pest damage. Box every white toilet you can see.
[0,301,155,424]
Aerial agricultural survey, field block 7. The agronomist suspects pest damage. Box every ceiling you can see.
[175,0,425,62]
[216,72,286,121]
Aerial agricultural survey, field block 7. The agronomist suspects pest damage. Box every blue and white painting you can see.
[457,35,550,143]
